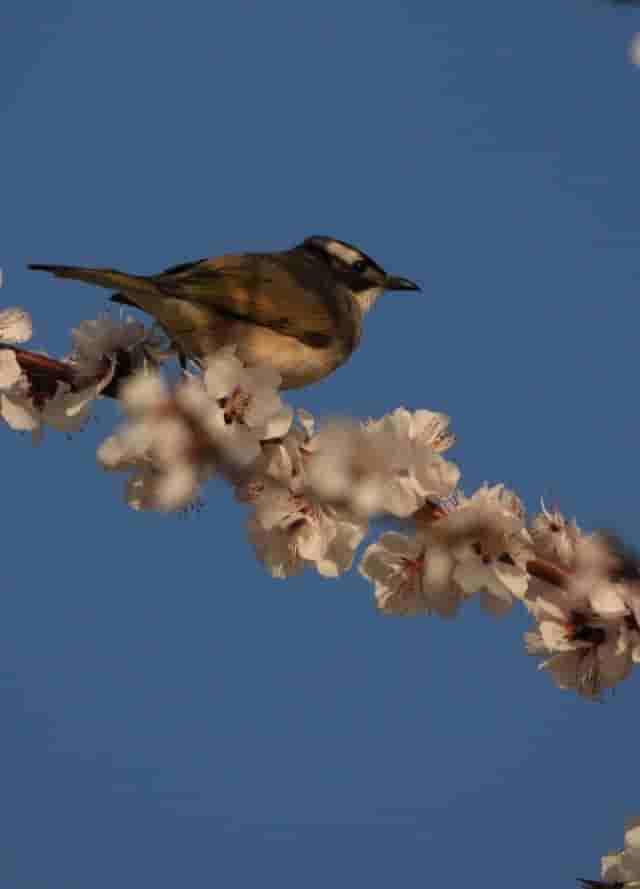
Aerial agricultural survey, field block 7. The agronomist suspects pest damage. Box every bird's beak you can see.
[384,275,421,292]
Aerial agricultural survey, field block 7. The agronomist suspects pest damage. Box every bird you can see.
[29,236,420,389]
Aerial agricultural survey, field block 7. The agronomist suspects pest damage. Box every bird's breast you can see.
[138,295,349,389]
[228,320,348,388]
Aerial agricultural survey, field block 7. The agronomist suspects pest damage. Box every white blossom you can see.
[42,378,111,434]
[0,384,40,432]
[568,534,632,621]
[204,346,293,444]
[100,358,294,511]
[70,315,148,380]
[530,503,581,569]
[97,372,215,512]
[119,371,168,415]
[359,531,464,618]
[523,526,640,695]
[453,553,528,616]
[538,638,631,699]
[524,582,633,698]
[410,408,456,453]
[246,477,366,579]
[416,484,532,613]
[0,307,33,344]
[238,407,364,578]
[359,532,426,615]
[0,349,23,389]
[306,409,459,518]
[1,363,112,439]
[359,485,531,619]
[126,460,200,512]
[235,408,315,506]
[0,300,118,439]
[0,305,35,428]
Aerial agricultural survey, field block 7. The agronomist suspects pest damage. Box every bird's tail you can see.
[28,263,160,299]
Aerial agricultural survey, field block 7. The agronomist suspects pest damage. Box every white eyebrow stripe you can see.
[324,241,363,266]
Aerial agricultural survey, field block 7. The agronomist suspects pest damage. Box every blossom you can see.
[359,485,531,619]
[570,534,633,620]
[1,361,112,439]
[535,635,631,699]
[97,355,295,511]
[70,315,149,381]
[359,531,464,617]
[0,306,36,429]
[204,346,293,453]
[247,519,306,579]
[0,349,23,388]
[524,580,633,698]
[0,304,114,439]
[97,372,215,511]
[264,409,314,485]
[125,461,201,513]
[0,381,41,432]
[359,484,532,617]
[0,307,33,344]
[239,408,369,578]
[530,503,582,569]
[372,408,460,510]
[245,472,366,579]
[359,532,425,615]
[522,526,640,696]
[40,377,112,434]
[418,484,532,614]
[305,409,459,518]
[453,552,528,616]
[410,408,456,453]
[527,511,636,622]
[237,408,314,497]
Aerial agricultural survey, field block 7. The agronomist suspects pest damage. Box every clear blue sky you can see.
[3,1,640,886]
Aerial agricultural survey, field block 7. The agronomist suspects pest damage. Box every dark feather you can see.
[110,292,140,308]
[160,258,207,276]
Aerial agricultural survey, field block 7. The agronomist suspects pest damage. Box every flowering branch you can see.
[2,294,639,700]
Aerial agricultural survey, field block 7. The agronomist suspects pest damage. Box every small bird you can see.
[29,236,419,389]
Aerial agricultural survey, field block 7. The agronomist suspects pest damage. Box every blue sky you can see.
[3,1,640,886]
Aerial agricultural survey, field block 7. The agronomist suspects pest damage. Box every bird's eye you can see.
[351,259,368,274]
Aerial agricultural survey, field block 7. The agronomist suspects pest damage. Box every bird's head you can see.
[300,235,420,313]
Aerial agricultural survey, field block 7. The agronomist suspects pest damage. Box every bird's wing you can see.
[110,257,209,307]
[148,253,344,347]
[160,258,209,276]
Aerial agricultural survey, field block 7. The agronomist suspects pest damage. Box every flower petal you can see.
[0,350,23,387]
[0,307,33,344]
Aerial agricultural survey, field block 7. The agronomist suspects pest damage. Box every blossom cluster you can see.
[523,517,640,698]
[98,346,292,511]
[0,305,158,441]
[236,406,459,578]
[2,297,640,700]
[361,490,640,698]
[579,814,640,888]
